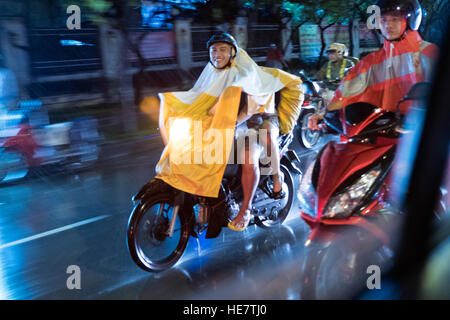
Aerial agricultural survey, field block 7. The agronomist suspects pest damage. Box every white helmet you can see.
[327,43,347,56]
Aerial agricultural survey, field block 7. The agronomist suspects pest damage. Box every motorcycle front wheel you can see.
[296,109,322,149]
[127,193,190,272]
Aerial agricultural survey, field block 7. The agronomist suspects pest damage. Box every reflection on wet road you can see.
[0,134,326,300]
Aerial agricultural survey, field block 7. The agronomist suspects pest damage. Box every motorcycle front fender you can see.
[132,178,176,204]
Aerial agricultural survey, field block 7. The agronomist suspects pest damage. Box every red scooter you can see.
[297,84,428,299]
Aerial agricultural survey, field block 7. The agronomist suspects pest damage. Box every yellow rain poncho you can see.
[155,48,303,198]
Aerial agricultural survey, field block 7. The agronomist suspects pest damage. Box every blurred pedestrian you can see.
[0,53,19,111]
[266,43,286,69]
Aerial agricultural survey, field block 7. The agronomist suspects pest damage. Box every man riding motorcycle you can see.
[314,43,357,87]
[156,32,303,231]
[308,0,438,130]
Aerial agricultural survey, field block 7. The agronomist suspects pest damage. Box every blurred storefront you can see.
[0,0,300,110]
[299,21,381,63]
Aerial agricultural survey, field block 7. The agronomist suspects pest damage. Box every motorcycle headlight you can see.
[169,118,191,142]
[297,160,317,218]
[321,164,382,219]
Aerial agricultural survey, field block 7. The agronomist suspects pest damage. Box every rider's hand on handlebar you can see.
[307,113,324,131]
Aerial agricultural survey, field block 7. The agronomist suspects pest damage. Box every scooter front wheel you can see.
[300,243,325,300]
[127,193,190,272]
[302,237,391,299]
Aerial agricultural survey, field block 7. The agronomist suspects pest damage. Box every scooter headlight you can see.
[297,160,317,218]
[321,164,382,219]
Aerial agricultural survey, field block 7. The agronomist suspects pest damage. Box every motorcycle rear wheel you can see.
[255,165,295,228]
[127,193,190,272]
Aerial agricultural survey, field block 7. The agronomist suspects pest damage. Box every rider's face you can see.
[327,51,339,62]
[209,42,233,69]
[378,13,407,40]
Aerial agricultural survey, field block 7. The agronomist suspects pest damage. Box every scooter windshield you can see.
[343,102,398,138]
[345,102,378,126]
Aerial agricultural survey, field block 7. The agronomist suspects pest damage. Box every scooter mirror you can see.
[403,82,431,102]
[396,82,431,117]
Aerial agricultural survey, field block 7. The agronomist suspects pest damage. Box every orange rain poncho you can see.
[329,30,438,114]
[153,48,303,197]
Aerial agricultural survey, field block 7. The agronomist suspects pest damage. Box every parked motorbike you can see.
[0,100,101,184]
[297,83,428,299]
[127,128,302,272]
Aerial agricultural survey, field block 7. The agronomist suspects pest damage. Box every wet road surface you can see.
[0,133,327,300]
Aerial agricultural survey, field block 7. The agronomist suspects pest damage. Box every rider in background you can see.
[308,0,438,130]
[314,43,356,88]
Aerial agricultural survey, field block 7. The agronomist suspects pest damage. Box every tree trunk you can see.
[115,1,137,133]
[317,26,326,70]
[317,23,335,70]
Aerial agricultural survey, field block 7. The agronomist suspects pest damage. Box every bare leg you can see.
[261,120,282,193]
[229,137,261,230]
[241,145,260,212]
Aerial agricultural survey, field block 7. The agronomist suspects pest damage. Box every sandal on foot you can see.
[269,188,286,199]
[228,210,252,231]
[269,174,286,199]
